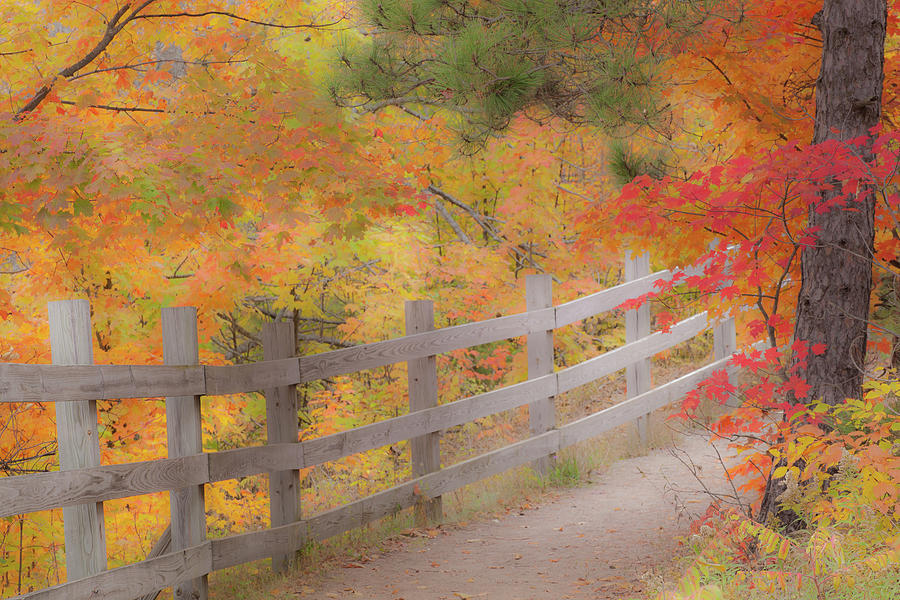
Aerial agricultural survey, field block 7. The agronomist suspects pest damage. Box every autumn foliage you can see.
[1,0,900,597]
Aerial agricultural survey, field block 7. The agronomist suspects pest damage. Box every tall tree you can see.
[793,1,887,405]
[333,0,890,406]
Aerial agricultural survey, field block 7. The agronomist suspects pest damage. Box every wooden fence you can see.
[0,255,745,600]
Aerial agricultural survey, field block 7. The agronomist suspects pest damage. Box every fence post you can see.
[48,299,108,581]
[625,252,652,446]
[405,300,442,525]
[262,320,301,572]
[713,315,738,387]
[162,307,208,600]
[526,274,555,476]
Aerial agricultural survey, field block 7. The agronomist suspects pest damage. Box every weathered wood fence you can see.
[0,255,744,600]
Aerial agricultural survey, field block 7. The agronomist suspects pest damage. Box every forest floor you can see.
[282,431,746,600]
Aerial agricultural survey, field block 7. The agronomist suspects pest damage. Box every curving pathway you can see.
[294,434,742,600]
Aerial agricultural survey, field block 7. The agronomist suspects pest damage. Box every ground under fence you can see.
[0,256,745,600]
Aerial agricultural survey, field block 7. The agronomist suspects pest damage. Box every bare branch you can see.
[0,48,32,57]
[132,10,343,29]
[426,184,503,243]
[296,334,355,349]
[58,100,166,113]
[14,2,148,118]
[69,58,247,82]
[432,199,473,244]
[426,184,553,277]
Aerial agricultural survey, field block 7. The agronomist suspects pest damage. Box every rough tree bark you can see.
[759,0,887,527]
[793,0,886,406]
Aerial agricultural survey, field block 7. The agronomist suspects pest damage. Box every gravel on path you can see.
[293,434,740,600]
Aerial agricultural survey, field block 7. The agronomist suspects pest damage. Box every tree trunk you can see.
[760,0,886,527]
[793,0,886,406]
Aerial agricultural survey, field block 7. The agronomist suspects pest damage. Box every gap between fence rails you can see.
[0,311,715,518]
[10,348,757,600]
[0,271,674,404]
[1,254,742,600]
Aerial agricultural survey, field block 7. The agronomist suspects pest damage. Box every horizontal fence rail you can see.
[1,268,684,404]
[11,348,759,600]
[1,255,750,600]
[0,312,710,518]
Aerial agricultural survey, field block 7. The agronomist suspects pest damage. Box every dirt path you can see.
[295,434,741,600]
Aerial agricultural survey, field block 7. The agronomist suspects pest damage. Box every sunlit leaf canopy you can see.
[0,0,414,236]
[1,0,899,594]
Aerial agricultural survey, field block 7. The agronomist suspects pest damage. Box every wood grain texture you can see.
[262,321,301,573]
[12,541,211,600]
[210,521,307,571]
[405,300,442,523]
[7,342,761,600]
[299,308,555,383]
[213,430,562,570]
[625,252,652,445]
[300,373,557,469]
[555,270,669,326]
[1,376,558,516]
[558,312,709,394]
[0,363,206,403]
[713,317,737,361]
[48,299,108,581]
[713,316,738,388]
[304,429,561,543]
[422,430,560,498]
[0,454,208,518]
[138,525,172,600]
[208,443,303,482]
[526,275,555,476]
[204,357,300,396]
[161,307,208,600]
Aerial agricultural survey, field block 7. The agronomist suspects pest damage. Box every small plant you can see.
[546,455,581,487]
[654,379,900,600]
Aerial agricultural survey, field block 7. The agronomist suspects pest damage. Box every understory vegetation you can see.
[2,0,899,598]
[646,378,900,600]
